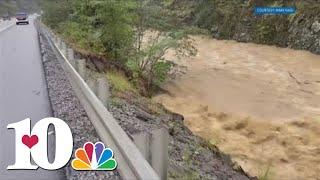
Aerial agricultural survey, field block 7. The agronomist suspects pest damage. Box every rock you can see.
[135,109,154,122]
[38,22,253,180]
[108,97,252,180]
[37,25,121,180]
[311,21,320,33]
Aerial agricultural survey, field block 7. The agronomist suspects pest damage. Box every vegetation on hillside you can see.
[40,0,196,96]
[39,0,319,95]
[0,0,38,15]
[172,0,319,45]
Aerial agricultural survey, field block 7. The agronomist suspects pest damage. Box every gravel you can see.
[37,25,121,180]
[37,22,254,180]
[107,96,253,180]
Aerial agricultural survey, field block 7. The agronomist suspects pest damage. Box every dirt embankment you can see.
[154,36,320,179]
[74,33,253,179]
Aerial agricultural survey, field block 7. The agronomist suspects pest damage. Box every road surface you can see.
[0,18,65,179]
[0,20,14,32]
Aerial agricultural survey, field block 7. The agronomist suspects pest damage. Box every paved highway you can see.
[0,20,14,31]
[0,18,64,179]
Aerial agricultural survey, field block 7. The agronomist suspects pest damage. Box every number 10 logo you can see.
[7,118,73,170]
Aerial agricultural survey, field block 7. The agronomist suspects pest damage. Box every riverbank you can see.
[83,62,253,179]
[154,35,320,179]
[172,0,320,55]
[39,22,253,180]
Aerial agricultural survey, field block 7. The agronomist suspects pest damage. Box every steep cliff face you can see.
[172,0,320,54]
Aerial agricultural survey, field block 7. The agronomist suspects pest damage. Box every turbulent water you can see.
[154,36,320,180]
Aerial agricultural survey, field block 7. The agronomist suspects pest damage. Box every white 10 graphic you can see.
[7,118,73,170]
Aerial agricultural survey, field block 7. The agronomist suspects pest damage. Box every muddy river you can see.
[154,36,320,180]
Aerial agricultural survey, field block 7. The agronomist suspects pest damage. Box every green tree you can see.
[97,0,135,61]
[127,0,196,95]
[39,0,72,29]
[40,0,196,96]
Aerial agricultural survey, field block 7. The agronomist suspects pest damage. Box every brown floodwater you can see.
[154,36,320,180]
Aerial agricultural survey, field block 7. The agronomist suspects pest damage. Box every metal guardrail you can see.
[39,23,160,180]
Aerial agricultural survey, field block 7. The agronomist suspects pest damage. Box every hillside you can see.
[0,0,38,15]
[169,0,320,54]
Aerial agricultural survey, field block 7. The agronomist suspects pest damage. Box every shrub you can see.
[106,71,135,93]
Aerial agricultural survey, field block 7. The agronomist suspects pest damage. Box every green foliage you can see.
[39,0,319,96]
[0,1,16,15]
[253,15,290,46]
[107,71,135,93]
[127,29,195,95]
[191,0,244,38]
[61,21,105,53]
[255,23,275,44]
[193,0,218,30]
[169,150,201,179]
[126,34,175,94]
[40,0,71,29]
[40,0,195,96]
[97,0,135,61]
[152,61,172,86]
[182,0,318,44]
[0,0,38,15]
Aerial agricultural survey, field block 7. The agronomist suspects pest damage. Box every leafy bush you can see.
[255,23,275,44]
[40,0,195,96]
[40,0,71,29]
[107,71,135,93]
[0,0,38,15]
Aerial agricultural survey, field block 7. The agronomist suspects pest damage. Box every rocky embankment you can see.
[288,19,320,54]
[38,23,254,179]
[174,0,320,55]
[38,24,121,180]
[225,16,320,55]
[108,93,253,180]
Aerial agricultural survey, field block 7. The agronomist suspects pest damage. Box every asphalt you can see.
[0,18,65,180]
[0,20,14,32]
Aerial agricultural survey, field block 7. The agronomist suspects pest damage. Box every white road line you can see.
[0,23,14,33]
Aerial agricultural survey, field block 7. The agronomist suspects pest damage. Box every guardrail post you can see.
[77,59,86,80]
[54,36,58,44]
[57,38,61,48]
[53,36,57,44]
[132,133,150,162]
[42,22,161,179]
[87,79,97,94]
[67,48,75,67]
[97,77,109,105]
[132,128,169,180]
[61,42,67,56]
[151,128,169,180]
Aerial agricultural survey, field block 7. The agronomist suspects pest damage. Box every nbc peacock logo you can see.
[71,142,117,170]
